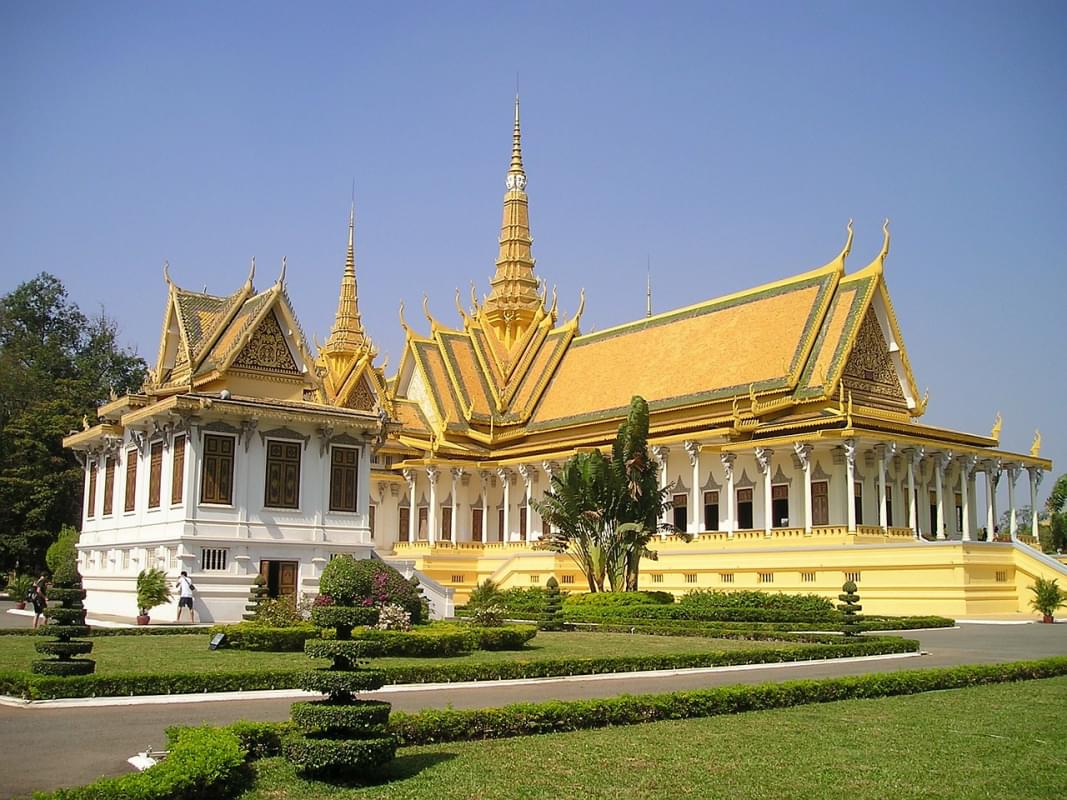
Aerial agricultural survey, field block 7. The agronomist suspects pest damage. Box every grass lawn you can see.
[239,675,1067,800]
[0,631,791,676]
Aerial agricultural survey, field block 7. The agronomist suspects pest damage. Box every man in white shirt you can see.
[176,571,195,623]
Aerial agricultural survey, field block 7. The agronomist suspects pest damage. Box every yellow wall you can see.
[393,537,1064,617]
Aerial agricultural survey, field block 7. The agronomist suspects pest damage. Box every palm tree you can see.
[535,396,676,592]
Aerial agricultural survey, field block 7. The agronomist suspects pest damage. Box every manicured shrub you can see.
[243,575,269,621]
[310,605,379,635]
[471,624,538,650]
[564,605,835,624]
[224,720,295,759]
[283,574,397,778]
[680,589,835,615]
[496,587,548,615]
[837,581,862,637]
[347,626,476,657]
[250,597,304,628]
[540,577,565,631]
[208,623,318,652]
[31,558,93,677]
[318,557,423,623]
[564,591,674,607]
[34,725,246,800]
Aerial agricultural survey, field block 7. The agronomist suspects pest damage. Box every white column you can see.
[1007,465,1020,540]
[541,461,558,537]
[721,454,736,537]
[905,448,918,538]
[652,446,671,528]
[479,470,490,542]
[844,440,857,532]
[1028,467,1043,542]
[518,464,534,543]
[793,443,813,533]
[959,456,974,542]
[685,440,701,533]
[934,453,948,540]
[755,447,773,534]
[450,468,463,542]
[984,462,999,541]
[498,468,512,542]
[426,466,439,545]
[876,445,888,531]
[403,468,417,543]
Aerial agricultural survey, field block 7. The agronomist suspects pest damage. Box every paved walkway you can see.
[1,622,1064,798]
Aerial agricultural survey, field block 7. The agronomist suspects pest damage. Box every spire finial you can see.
[321,201,368,358]
[506,94,526,191]
[646,255,652,318]
[345,200,355,277]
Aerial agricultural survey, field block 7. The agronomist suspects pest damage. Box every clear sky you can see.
[2,1,1064,502]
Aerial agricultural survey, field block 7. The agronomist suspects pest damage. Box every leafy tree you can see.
[1047,474,1067,515]
[535,396,674,592]
[539,576,564,631]
[0,273,146,573]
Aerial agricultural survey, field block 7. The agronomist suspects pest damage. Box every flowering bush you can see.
[316,558,423,623]
[313,594,335,607]
[376,604,413,632]
[253,598,304,628]
[469,604,506,627]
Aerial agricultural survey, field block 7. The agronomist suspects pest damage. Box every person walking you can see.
[31,573,49,629]
[175,571,196,623]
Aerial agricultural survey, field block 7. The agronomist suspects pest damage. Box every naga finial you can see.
[878,218,891,266]
[454,288,470,325]
[398,300,412,335]
[246,255,256,287]
[276,256,287,285]
[162,260,173,286]
[1031,429,1041,458]
[575,288,586,321]
[991,411,1003,441]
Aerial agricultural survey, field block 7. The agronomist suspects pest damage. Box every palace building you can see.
[66,98,1059,621]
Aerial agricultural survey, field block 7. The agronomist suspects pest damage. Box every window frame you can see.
[200,433,236,506]
[102,456,115,517]
[147,440,164,510]
[171,434,186,506]
[327,444,359,513]
[123,448,138,514]
[264,437,302,510]
[86,459,98,519]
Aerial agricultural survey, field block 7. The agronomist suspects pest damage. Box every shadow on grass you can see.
[307,751,457,788]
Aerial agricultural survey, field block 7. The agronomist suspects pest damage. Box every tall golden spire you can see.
[482,95,543,348]
[322,203,368,355]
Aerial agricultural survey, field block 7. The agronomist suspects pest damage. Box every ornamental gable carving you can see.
[841,308,906,409]
[233,311,300,375]
[344,376,376,412]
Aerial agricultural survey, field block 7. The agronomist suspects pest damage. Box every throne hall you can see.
[66,99,1058,621]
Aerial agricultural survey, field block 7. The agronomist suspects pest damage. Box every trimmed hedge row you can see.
[0,637,917,700]
[563,591,675,607]
[565,606,838,623]
[0,626,203,637]
[679,589,836,614]
[386,656,1067,745]
[33,725,246,800]
[209,624,319,652]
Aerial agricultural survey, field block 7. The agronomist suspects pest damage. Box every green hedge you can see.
[280,733,396,774]
[386,656,1067,745]
[208,623,319,652]
[680,589,836,614]
[564,591,675,607]
[0,626,203,637]
[564,605,837,624]
[347,626,476,657]
[291,699,392,733]
[33,725,246,800]
[1,637,916,700]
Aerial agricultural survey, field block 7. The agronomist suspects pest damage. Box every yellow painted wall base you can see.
[392,535,1066,618]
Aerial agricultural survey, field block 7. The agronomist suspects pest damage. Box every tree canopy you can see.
[0,273,146,573]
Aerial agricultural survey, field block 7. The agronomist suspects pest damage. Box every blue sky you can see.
[2,1,1064,500]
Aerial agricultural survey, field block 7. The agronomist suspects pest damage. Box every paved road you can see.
[2,622,1064,799]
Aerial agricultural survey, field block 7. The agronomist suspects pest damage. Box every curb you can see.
[0,650,924,710]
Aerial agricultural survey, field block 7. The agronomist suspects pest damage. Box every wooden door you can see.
[811,481,829,526]
[279,561,298,603]
[398,507,410,542]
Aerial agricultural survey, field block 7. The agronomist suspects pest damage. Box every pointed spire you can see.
[321,203,368,356]
[483,94,542,348]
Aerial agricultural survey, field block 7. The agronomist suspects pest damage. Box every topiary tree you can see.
[32,541,94,676]
[282,557,396,776]
[243,574,270,621]
[837,580,863,637]
[539,576,564,631]
[467,578,501,608]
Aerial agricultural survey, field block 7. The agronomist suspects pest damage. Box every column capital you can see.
[426,465,439,485]
[1006,464,1022,484]
[402,468,416,488]
[683,440,700,465]
[541,460,560,478]
[843,438,857,467]
[873,441,897,459]
[754,447,772,475]
[517,463,535,488]
[720,452,736,480]
[651,445,671,463]
[902,445,925,466]
[1027,465,1044,486]
[792,442,813,468]
[450,467,466,482]
[958,454,977,476]
[496,467,513,485]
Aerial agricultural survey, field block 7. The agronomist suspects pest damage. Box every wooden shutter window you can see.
[103,457,115,516]
[472,508,483,542]
[124,449,138,512]
[171,435,186,505]
[328,446,358,512]
[265,440,301,509]
[86,461,97,519]
[398,507,410,542]
[441,506,453,540]
[148,442,163,509]
[201,434,235,505]
[811,480,829,526]
[368,504,375,538]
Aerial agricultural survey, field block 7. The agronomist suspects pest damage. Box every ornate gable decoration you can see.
[233,311,300,375]
[344,375,377,412]
[840,308,906,409]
